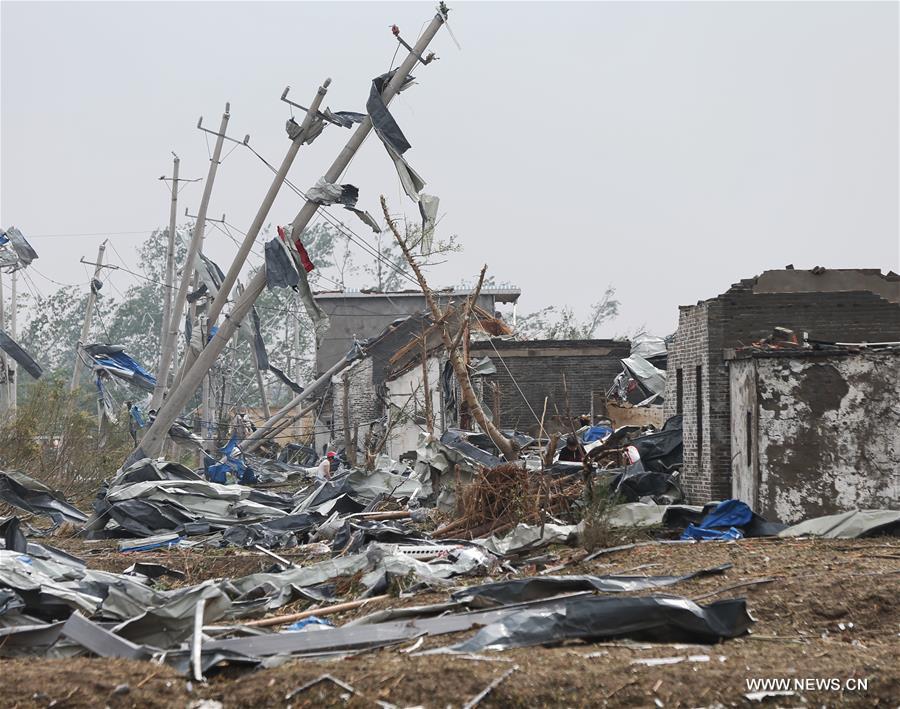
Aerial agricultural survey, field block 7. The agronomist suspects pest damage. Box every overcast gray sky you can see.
[2,1,898,337]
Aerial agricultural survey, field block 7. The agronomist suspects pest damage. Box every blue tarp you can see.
[84,344,156,392]
[680,500,754,541]
[682,525,744,541]
[698,499,753,530]
[583,425,613,443]
[204,434,256,485]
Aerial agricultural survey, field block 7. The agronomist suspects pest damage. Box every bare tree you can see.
[381,196,517,460]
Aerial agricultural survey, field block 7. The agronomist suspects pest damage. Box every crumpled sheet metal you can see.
[428,595,752,653]
[451,564,732,608]
[606,502,705,529]
[0,330,43,379]
[342,469,421,503]
[779,509,900,539]
[621,354,666,401]
[0,471,88,525]
[474,522,580,556]
[88,459,297,539]
[0,226,39,268]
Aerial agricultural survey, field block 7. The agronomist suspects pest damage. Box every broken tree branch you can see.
[381,196,516,460]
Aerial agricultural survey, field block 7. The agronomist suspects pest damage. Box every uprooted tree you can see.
[381,196,518,461]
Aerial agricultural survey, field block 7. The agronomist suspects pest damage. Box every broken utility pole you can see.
[151,153,180,406]
[70,240,108,392]
[132,10,448,461]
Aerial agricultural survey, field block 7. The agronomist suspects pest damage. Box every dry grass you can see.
[0,379,133,503]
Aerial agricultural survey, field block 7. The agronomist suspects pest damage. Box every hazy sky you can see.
[2,1,898,338]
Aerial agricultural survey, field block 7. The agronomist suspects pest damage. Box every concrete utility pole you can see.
[0,272,7,413]
[241,354,352,450]
[153,106,231,409]
[242,399,320,454]
[70,240,108,392]
[162,78,331,401]
[132,12,447,461]
[151,154,181,407]
[9,270,17,411]
[169,84,330,394]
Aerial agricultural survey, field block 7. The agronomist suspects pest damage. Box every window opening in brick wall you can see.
[676,369,683,415]
[695,365,703,460]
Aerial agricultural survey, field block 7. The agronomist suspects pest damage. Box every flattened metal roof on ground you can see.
[451,564,732,607]
[0,621,64,654]
[61,612,152,660]
[201,601,553,658]
[0,471,88,524]
[779,509,900,538]
[429,596,752,654]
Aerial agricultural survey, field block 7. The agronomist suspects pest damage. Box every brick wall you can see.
[468,339,631,435]
[326,357,380,451]
[666,284,900,504]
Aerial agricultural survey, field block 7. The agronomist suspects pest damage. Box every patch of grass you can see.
[0,378,133,503]
[579,482,621,551]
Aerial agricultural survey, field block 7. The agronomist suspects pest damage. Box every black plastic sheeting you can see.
[451,564,732,608]
[435,595,752,653]
[366,71,414,156]
[221,513,323,549]
[608,468,683,504]
[630,416,683,473]
[0,471,88,525]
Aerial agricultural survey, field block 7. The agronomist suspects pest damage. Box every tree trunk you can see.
[380,197,516,460]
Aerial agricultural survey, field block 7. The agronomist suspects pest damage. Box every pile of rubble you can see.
[3,421,899,680]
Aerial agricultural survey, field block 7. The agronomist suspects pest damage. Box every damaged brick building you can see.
[663,268,900,512]
[468,339,631,436]
[728,345,900,523]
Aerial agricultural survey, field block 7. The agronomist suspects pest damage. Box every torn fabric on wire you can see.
[345,207,381,234]
[306,178,359,208]
[367,72,427,201]
[83,344,155,392]
[277,226,315,273]
[267,363,304,395]
[418,194,439,252]
[275,226,329,347]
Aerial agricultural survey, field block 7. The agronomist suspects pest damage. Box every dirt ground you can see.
[2,536,898,708]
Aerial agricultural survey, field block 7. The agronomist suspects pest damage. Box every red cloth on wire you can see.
[277,225,315,273]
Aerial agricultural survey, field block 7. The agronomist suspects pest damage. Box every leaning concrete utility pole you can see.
[0,272,7,413]
[70,240,108,392]
[152,106,231,409]
[240,355,353,450]
[132,11,447,461]
[9,270,17,411]
[170,83,331,393]
[151,154,181,407]
[241,399,320,454]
